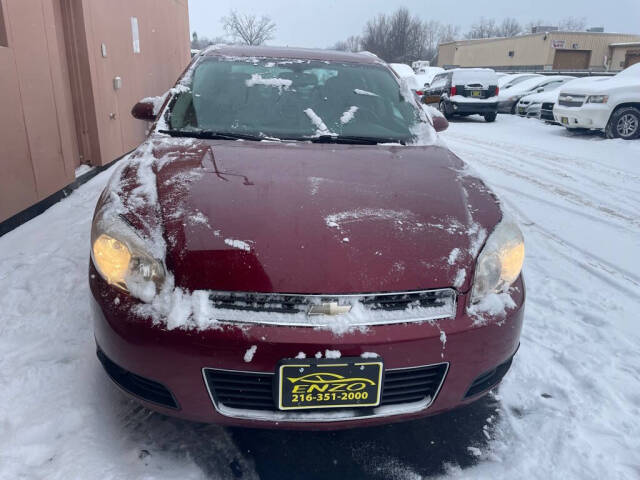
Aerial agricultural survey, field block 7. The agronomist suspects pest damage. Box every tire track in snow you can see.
[449,130,640,184]
[447,132,640,205]
[448,140,640,229]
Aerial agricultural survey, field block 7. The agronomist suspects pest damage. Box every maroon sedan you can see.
[90,46,525,429]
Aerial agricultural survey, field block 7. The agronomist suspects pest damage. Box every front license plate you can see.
[277,358,383,410]
[561,116,569,125]
[471,90,481,97]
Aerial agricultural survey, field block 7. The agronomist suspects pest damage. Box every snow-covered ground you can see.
[1,114,639,479]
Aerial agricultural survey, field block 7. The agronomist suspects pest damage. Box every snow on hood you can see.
[95,132,503,332]
[559,69,639,94]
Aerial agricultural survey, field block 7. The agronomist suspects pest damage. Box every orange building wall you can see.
[0,0,190,223]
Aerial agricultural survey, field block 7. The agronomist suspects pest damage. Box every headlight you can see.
[91,213,165,296]
[586,95,609,104]
[470,220,524,303]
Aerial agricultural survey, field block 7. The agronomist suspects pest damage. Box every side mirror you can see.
[536,88,544,93]
[424,82,430,88]
[131,96,164,121]
[432,115,449,132]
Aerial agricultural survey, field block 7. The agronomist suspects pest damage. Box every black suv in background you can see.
[423,68,499,122]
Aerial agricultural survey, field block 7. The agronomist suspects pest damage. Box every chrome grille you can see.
[558,94,585,107]
[208,289,457,327]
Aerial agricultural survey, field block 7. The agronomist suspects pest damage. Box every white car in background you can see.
[498,73,542,90]
[498,75,576,114]
[516,89,560,119]
[516,76,576,119]
[390,62,425,96]
[415,66,445,88]
[553,64,640,139]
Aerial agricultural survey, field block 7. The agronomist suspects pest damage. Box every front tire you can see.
[606,107,640,140]
[484,112,497,122]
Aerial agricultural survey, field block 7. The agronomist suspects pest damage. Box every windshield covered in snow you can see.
[166,57,421,142]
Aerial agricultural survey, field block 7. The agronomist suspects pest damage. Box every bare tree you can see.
[333,35,361,52]
[361,13,393,60]
[337,10,461,63]
[497,17,522,37]
[558,16,586,31]
[361,8,436,63]
[438,24,461,43]
[221,11,276,46]
[465,17,499,39]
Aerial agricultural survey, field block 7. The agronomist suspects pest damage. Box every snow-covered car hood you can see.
[121,137,503,295]
[557,75,628,95]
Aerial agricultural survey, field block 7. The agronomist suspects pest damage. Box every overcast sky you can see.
[188,0,640,48]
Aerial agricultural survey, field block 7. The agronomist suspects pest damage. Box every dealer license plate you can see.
[277,358,383,410]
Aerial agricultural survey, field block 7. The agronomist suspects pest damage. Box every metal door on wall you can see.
[552,49,591,70]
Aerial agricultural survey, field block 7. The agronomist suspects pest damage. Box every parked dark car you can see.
[90,46,524,430]
[422,68,499,122]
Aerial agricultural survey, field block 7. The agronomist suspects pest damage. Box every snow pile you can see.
[224,238,252,252]
[467,291,517,324]
[325,208,417,233]
[447,248,461,265]
[135,283,456,335]
[245,73,292,91]
[325,350,341,359]
[140,92,169,116]
[244,345,257,363]
[354,88,378,97]
[340,106,358,124]
[303,108,332,136]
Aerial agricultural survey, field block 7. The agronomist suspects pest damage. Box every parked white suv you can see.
[553,64,640,139]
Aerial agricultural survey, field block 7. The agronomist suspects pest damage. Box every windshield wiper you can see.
[308,134,406,145]
[158,129,267,142]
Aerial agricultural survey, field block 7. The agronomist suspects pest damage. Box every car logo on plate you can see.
[307,302,352,316]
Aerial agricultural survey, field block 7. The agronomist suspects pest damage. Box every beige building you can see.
[0,0,190,227]
[438,31,640,72]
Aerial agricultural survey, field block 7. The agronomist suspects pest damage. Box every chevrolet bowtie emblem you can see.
[308,302,352,316]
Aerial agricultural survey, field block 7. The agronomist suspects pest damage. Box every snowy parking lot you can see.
[1,114,639,479]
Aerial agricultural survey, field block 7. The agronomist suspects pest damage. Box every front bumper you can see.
[553,103,611,130]
[517,104,541,118]
[449,101,498,115]
[90,262,524,430]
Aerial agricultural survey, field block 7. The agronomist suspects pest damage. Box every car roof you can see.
[389,63,416,77]
[201,44,383,65]
[449,68,496,73]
